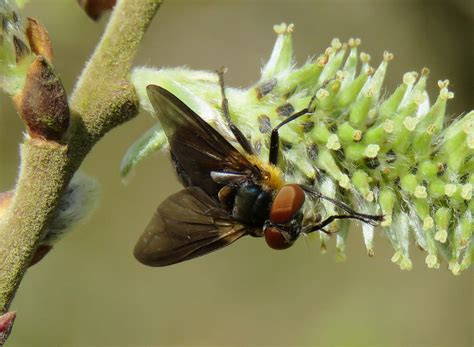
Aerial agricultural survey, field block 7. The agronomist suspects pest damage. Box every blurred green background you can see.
[1,0,472,346]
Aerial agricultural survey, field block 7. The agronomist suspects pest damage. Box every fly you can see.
[134,69,383,266]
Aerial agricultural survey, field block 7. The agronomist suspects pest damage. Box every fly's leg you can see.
[268,78,337,166]
[217,68,255,155]
[301,185,385,225]
[302,214,376,235]
[268,107,311,166]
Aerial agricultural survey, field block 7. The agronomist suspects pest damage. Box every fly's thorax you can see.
[246,154,284,190]
[218,183,273,227]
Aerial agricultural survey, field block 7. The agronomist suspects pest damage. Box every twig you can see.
[0,0,162,314]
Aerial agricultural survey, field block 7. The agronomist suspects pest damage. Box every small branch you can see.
[0,140,69,311]
[70,0,161,151]
[0,0,162,313]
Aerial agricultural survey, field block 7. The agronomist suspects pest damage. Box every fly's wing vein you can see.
[134,187,250,267]
[147,85,260,197]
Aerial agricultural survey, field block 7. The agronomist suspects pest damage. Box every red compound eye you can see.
[264,227,294,250]
[270,184,305,224]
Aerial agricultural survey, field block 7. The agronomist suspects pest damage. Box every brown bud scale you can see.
[14,56,70,141]
[0,311,16,346]
[77,0,117,21]
[26,17,54,62]
[13,35,30,63]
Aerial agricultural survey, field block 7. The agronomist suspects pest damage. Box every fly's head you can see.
[263,184,305,250]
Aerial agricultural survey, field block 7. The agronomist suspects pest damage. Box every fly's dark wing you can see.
[147,85,259,197]
[134,187,251,267]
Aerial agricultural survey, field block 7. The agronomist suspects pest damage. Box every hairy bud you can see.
[13,55,70,141]
[77,0,116,20]
[26,17,53,62]
[0,311,16,346]
[0,173,100,267]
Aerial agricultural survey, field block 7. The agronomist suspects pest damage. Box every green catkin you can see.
[352,170,373,202]
[337,122,362,143]
[318,79,341,111]
[410,68,429,103]
[434,207,451,243]
[340,38,360,90]
[400,174,418,195]
[273,60,324,96]
[365,51,393,105]
[336,69,371,108]
[459,213,473,247]
[261,23,294,79]
[317,39,346,86]
[413,87,451,158]
[335,219,351,262]
[126,23,474,274]
[317,149,349,189]
[377,72,414,123]
[310,122,332,144]
[391,102,419,154]
[418,160,438,180]
[349,90,373,128]
[0,1,35,95]
[460,236,473,271]
[379,188,396,226]
[344,143,366,162]
[428,179,445,199]
[363,124,386,146]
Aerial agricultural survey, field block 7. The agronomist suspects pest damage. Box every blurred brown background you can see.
[1,0,472,346]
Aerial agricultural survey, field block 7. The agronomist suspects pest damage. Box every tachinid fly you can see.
[134,70,383,266]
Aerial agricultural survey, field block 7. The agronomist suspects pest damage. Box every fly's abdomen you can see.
[232,184,272,226]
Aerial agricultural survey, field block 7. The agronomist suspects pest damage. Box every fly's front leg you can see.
[302,214,370,235]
